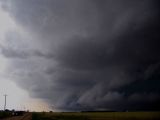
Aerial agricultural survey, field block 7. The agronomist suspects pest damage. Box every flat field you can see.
[32,112,160,120]
[0,111,12,119]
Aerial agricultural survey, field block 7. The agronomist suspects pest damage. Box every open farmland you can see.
[2,113,32,120]
[32,112,160,120]
[0,111,12,119]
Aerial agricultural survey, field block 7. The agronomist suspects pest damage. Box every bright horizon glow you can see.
[0,79,51,112]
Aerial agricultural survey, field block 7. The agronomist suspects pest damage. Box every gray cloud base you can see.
[1,0,160,111]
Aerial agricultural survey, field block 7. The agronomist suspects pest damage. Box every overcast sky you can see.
[0,0,160,111]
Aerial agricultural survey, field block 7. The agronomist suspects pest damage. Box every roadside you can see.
[2,113,32,120]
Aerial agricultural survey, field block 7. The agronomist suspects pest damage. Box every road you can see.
[2,113,32,120]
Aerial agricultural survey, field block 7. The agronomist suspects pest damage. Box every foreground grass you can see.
[32,112,160,120]
[0,111,12,119]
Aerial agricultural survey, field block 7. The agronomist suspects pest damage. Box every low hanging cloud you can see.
[1,0,160,111]
[0,31,54,59]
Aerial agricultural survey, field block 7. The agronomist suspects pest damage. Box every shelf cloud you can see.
[1,0,160,111]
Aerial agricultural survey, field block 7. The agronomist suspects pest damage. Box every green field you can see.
[0,111,12,119]
[32,112,160,120]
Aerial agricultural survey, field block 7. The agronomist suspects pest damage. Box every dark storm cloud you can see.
[0,44,54,59]
[0,44,29,59]
[1,0,160,111]
[0,31,54,59]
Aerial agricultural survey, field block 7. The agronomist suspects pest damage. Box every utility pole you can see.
[4,94,7,111]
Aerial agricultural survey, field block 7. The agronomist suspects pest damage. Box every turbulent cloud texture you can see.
[1,0,160,111]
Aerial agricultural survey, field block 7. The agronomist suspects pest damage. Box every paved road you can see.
[2,113,32,120]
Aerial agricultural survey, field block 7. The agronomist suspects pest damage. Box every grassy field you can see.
[0,111,12,119]
[32,112,160,120]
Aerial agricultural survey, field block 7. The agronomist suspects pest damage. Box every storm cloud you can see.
[1,0,160,111]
